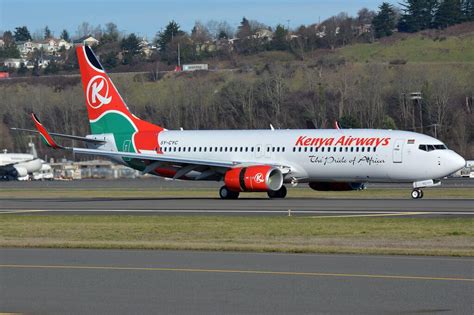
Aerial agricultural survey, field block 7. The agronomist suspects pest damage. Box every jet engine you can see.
[13,166,28,178]
[309,182,365,191]
[224,165,283,192]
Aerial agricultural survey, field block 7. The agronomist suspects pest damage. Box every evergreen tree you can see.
[372,2,397,38]
[44,26,52,39]
[398,0,438,32]
[121,33,140,54]
[271,24,288,50]
[434,0,463,28]
[60,29,70,42]
[157,21,184,51]
[14,26,32,41]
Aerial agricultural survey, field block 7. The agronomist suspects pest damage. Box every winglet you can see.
[31,113,63,149]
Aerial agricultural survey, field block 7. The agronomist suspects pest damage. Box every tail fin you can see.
[76,45,162,153]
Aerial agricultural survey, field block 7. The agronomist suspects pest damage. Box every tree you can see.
[157,20,184,51]
[101,22,119,43]
[398,0,438,32]
[44,60,60,74]
[236,17,252,39]
[357,8,376,25]
[372,2,397,38]
[434,0,463,28]
[121,33,141,65]
[271,24,288,51]
[14,26,32,41]
[60,29,70,42]
[44,26,52,39]
[17,62,28,75]
[0,31,20,58]
[191,21,211,43]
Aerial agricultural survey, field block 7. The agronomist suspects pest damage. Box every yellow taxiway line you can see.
[0,264,472,282]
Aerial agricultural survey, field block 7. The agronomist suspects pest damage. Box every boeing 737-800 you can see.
[13,45,466,199]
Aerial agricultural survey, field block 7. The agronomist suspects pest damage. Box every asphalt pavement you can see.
[0,248,472,314]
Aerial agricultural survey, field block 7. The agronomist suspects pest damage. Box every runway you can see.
[0,248,472,314]
[1,198,473,217]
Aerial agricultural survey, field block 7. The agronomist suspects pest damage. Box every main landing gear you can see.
[267,185,287,199]
[219,186,240,199]
[411,189,424,199]
[219,185,288,199]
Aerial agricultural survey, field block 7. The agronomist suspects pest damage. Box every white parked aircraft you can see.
[0,142,44,180]
[13,46,466,198]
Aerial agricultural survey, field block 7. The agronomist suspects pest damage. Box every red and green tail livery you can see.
[76,45,163,154]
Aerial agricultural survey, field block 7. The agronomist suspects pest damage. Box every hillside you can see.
[339,22,474,63]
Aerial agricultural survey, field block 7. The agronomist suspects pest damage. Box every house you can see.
[57,39,72,50]
[2,58,26,68]
[73,35,99,46]
[0,39,4,48]
[41,38,58,54]
[254,29,273,41]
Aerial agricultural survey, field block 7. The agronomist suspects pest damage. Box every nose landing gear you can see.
[411,189,424,199]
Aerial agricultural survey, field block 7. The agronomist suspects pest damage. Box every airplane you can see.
[13,45,466,199]
[0,142,44,180]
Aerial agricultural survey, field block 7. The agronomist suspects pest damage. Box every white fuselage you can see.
[99,128,465,184]
[0,153,43,179]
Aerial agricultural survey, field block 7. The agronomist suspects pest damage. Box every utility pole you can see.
[410,92,423,133]
[177,43,181,68]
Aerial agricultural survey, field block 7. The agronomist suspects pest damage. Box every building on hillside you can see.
[57,38,72,50]
[2,58,26,68]
[254,29,273,41]
[73,35,99,46]
[0,39,4,48]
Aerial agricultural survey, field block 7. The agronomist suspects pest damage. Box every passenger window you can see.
[373,147,377,152]
[245,147,248,152]
[257,147,261,152]
[193,147,196,152]
[316,147,319,152]
[356,147,359,152]
[240,147,243,152]
[293,147,296,152]
[272,147,275,152]
[230,147,233,152]
[304,147,307,152]
[367,147,371,152]
[298,147,302,152]
[322,147,325,152]
[345,147,348,152]
[361,147,365,152]
[220,147,223,152]
[235,147,238,152]
[276,147,280,152]
[174,147,177,152]
[251,147,254,152]
[282,147,285,152]
[339,147,343,152]
[350,147,354,152]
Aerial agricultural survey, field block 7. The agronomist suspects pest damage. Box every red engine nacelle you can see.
[224,165,283,192]
[309,182,365,191]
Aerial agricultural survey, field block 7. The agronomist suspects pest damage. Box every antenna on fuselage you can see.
[269,124,275,131]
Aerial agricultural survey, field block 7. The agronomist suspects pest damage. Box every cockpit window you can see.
[419,144,447,151]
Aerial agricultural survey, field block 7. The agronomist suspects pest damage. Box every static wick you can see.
[288,209,292,217]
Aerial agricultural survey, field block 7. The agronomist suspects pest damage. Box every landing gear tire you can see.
[411,189,423,199]
[267,185,287,199]
[219,186,239,199]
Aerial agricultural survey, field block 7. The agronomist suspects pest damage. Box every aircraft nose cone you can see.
[452,153,466,172]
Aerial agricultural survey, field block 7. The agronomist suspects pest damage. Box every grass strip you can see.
[0,187,472,199]
[1,215,473,256]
